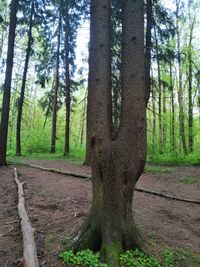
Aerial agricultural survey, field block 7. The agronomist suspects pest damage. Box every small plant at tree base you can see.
[59,249,108,267]
[163,248,178,267]
[120,249,160,267]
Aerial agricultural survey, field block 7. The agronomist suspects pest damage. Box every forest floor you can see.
[0,158,200,266]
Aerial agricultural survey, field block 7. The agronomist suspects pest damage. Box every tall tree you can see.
[71,0,146,266]
[50,10,61,153]
[0,0,18,166]
[176,0,187,154]
[16,0,34,156]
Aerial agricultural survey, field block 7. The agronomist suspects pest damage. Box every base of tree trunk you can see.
[70,208,142,267]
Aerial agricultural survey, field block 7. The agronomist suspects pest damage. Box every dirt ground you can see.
[0,159,200,266]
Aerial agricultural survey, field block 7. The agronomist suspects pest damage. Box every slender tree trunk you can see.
[151,74,156,159]
[154,29,163,154]
[50,13,61,154]
[187,15,195,153]
[162,83,166,151]
[80,93,87,147]
[72,1,146,266]
[176,0,187,154]
[145,0,152,103]
[0,0,18,166]
[16,0,34,156]
[84,91,92,165]
[64,5,70,156]
[170,61,176,153]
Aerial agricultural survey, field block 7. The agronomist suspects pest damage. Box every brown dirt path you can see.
[0,160,200,266]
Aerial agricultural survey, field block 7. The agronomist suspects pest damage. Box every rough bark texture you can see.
[14,168,39,267]
[0,0,18,166]
[16,0,34,156]
[72,1,146,266]
[50,13,61,153]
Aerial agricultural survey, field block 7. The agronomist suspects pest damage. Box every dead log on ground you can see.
[14,168,39,267]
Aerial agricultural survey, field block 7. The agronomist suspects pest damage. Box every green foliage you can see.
[163,248,177,267]
[59,249,108,267]
[120,249,160,267]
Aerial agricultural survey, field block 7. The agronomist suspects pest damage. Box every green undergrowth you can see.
[59,247,200,267]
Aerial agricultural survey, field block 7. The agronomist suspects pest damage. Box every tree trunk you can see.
[170,61,176,153]
[50,13,61,154]
[145,0,152,104]
[64,4,70,156]
[16,0,34,156]
[72,1,146,266]
[154,28,163,154]
[176,0,187,154]
[0,0,18,166]
[187,14,195,153]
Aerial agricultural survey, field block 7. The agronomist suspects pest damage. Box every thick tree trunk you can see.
[73,1,146,266]
[64,5,70,156]
[50,13,61,154]
[0,0,18,166]
[176,0,187,154]
[16,0,34,156]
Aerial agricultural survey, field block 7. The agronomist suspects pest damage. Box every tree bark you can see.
[50,12,61,153]
[0,0,18,166]
[145,0,152,104]
[63,4,70,156]
[14,168,39,267]
[170,61,176,153]
[187,13,195,153]
[16,0,34,156]
[176,0,187,154]
[73,1,146,266]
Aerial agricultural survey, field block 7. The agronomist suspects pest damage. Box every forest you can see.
[0,0,200,267]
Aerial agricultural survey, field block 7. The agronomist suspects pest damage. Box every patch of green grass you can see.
[179,177,199,185]
[59,249,108,267]
[175,248,200,267]
[144,166,174,174]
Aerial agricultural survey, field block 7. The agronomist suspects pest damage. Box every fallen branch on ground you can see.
[12,163,200,205]
[14,168,39,267]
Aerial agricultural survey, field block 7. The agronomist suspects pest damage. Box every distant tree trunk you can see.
[16,0,34,156]
[145,0,152,103]
[72,1,146,266]
[84,91,92,165]
[154,28,163,154]
[63,5,70,156]
[50,13,61,154]
[187,15,195,153]
[162,82,166,150]
[176,0,187,154]
[170,61,176,153]
[0,0,18,166]
[80,93,87,147]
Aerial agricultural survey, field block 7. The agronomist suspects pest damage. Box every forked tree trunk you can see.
[72,1,146,266]
[50,13,61,153]
[0,0,18,166]
[16,0,34,156]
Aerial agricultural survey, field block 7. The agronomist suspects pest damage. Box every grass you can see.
[179,177,199,185]
[144,165,175,174]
